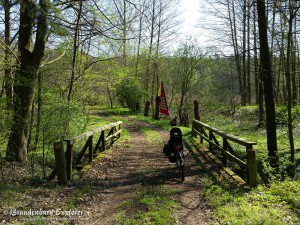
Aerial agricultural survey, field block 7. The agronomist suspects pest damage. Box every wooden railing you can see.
[192,119,257,187]
[51,121,122,184]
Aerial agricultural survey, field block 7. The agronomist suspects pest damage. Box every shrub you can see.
[116,77,143,112]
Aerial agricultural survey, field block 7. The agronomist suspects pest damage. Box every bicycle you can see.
[174,144,185,181]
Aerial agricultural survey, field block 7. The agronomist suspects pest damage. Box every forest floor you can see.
[1,116,223,224]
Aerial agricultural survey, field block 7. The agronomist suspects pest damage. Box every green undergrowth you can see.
[203,181,300,225]
[114,186,178,225]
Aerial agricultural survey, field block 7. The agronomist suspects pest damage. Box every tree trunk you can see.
[291,20,297,105]
[253,4,259,105]
[144,100,151,117]
[6,0,49,162]
[257,0,279,170]
[68,0,83,102]
[4,0,13,110]
[227,0,243,105]
[153,96,160,120]
[246,0,251,104]
[285,10,295,176]
[135,1,145,77]
[258,73,264,128]
[242,0,247,106]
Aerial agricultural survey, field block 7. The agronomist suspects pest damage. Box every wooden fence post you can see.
[247,146,257,187]
[193,100,200,121]
[53,142,67,185]
[65,140,73,180]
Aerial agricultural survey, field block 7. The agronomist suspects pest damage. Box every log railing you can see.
[192,119,257,187]
[51,121,122,184]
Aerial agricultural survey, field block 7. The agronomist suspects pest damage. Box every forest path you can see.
[74,117,213,224]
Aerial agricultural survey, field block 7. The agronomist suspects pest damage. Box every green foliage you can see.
[116,77,144,112]
[261,180,300,209]
[40,102,88,144]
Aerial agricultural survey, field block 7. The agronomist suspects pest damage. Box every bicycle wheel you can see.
[176,152,185,181]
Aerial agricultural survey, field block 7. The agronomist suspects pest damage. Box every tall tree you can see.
[67,0,83,102]
[256,0,279,170]
[226,0,244,105]
[6,0,49,162]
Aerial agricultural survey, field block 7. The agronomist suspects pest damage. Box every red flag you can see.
[158,81,169,115]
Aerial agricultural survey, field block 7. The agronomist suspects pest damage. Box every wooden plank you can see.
[93,132,103,153]
[75,136,92,165]
[226,142,237,156]
[105,129,122,141]
[88,135,93,163]
[100,130,105,151]
[194,126,247,168]
[200,142,246,186]
[65,121,122,144]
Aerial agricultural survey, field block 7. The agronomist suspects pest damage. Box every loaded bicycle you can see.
[163,121,185,181]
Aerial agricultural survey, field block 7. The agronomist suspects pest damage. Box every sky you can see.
[180,0,201,36]
[179,0,232,54]
[178,0,214,46]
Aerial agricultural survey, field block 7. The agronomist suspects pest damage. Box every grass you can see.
[203,182,300,225]
[141,128,163,145]
[114,186,179,225]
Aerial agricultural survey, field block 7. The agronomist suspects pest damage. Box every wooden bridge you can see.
[50,119,265,188]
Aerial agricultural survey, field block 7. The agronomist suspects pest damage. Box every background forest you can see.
[0,0,300,182]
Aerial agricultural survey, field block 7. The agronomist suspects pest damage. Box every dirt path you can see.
[73,118,213,225]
